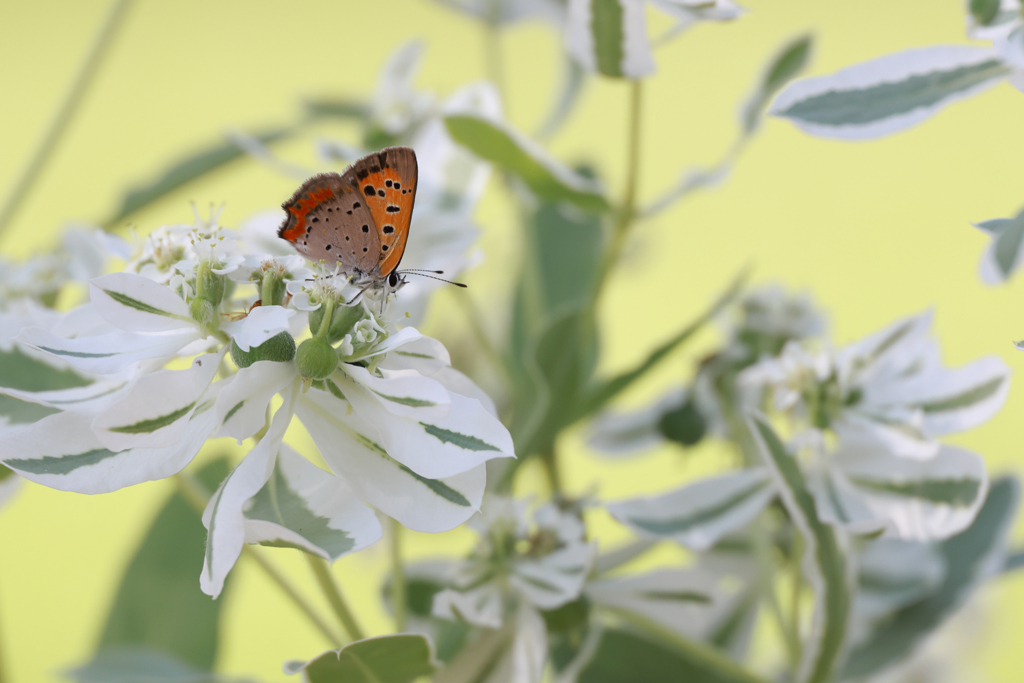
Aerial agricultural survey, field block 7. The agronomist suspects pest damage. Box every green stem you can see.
[454,292,513,398]
[0,0,134,241]
[788,531,804,657]
[390,517,407,632]
[592,80,643,302]
[752,518,800,673]
[0,577,7,683]
[172,472,344,647]
[314,297,336,340]
[306,555,367,642]
[540,446,563,496]
[483,20,506,107]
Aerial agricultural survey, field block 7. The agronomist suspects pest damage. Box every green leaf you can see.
[65,647,222,683]
[743,35,813,134]
[420,423,502,451]
[577,628,769,683]
[444,115,609,212]
[976,208,1024,283]
[658,398,707,446]
[303,98,371,120]
[285,635,436,683]
[581,269,748,416]
[104,128,295,227]
[750,416,853,683]
[842,476,1020,680]
[97,458,232,670]
[592,0,626,77]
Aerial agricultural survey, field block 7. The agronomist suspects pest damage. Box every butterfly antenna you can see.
[402,271,467,288]
[345,282,375,305]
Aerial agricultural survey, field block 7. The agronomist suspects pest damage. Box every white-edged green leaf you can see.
[444,114,609,212]
[93,351,223,451]
[854,538,946,629]
[432,583,504,628]
[842,476,1020,679]
[565,0,655,79]
[742,35,813,134]
[912,357,1010,436]
[214,359,295,442]
[0,385,220,494]
[835,444,989,541]
[587,389,686,456]
[512,542,596,610]
[15,327,199,376]
[65,647,224,683]
[0,344,92,392]
[90,273,194,332]
[244,445,382,560]
[201,380,299,598]
[749,415,854,683]
[284,634,436,683]
[98,459,232,670]
[608,468,775,551]
[975,206,1024,284]
[337,370,514,481]
[536,56,587,139]
[593,539,658,576]
[771,45,1010,139]
[295,387,484,532]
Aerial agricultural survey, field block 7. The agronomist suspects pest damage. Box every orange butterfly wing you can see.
[352,147,417,277]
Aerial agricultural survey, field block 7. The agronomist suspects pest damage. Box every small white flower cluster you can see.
[0,209,515,597]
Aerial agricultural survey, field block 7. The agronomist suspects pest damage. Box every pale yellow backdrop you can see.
[2,0,1023,681]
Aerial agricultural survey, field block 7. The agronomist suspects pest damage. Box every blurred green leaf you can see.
[0,347,91,391]
[444,115,610,212]
[577,628,768,683]
[970,0,1001,26]
[508,197,604,459]
[103,128,295,228]
[0,463,14,482]
[284,635,436,683]
[751,416,853,683]
[96,458,231,670]
[65,648,222,683]
[842,476,1020,680]
[581,269,747,417]
[658,398,707,447]
[536,57,587,140]
[742,36,813,134]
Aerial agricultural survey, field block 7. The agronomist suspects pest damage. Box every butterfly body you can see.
[278,146,418,294]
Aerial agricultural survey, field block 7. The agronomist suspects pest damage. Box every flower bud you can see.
[309,301,370,344]
[231,332,297,369]
[199,265,225,305]
[189,297,216,328]
[295,337,338,380]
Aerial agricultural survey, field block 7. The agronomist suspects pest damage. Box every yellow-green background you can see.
[2,0,1024,680]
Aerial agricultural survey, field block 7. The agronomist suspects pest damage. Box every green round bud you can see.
[231,332,296,369]
[189,297,216,327]
[295,338,338,380]
[658,399,706,447]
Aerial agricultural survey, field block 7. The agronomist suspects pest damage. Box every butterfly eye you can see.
[388,272,399,288]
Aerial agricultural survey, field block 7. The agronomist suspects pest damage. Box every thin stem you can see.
[788,531,804,655]
[243,548,343,645]
[0,578,7,683]
[390,518,407,632]
[454,291,513,395]
[592,80,643,302]
[0,0,134,240]
[540,446,563,496]
[306,555,367,642]
[752,519,800,672]
[483,20,507,106]
[172,472,344,647]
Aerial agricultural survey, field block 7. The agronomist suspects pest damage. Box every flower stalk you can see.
[390,517,407,632]
[306,555,367,642]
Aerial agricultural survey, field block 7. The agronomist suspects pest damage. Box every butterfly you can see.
[278,146,458,302]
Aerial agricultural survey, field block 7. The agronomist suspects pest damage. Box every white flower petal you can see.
[0,387,220,494]
[221,305,296,352]
[89,273,194,333]
[339,371,514,480]
[214,360,296,442]
[16,327,200,375]
[200,381,299,598]
[432,584,504,628]
[295,388,485,532]
[835,444,989,542]
[243,445,382,561]
[92,351,223,451]
[511,542,595,609]
[608,468,775,551]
